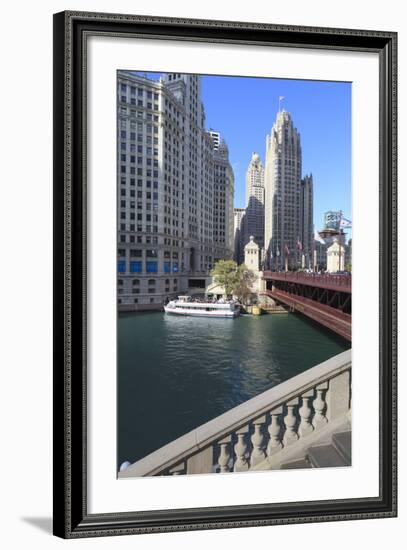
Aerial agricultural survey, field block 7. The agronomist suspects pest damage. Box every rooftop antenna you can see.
[278,95,285,112]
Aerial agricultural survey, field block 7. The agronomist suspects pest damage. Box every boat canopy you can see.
[177,296,191,302]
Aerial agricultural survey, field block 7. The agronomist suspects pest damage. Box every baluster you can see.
[283,398,299,445]
[250,415,266,467]
[217,435,232,473]
[267,406,283,456]
[326,370,351,420]
[186,446,213,474]
[298,390,314,437]
[233,426,250,472]
[313,382,328,429]
[168,462,185,476]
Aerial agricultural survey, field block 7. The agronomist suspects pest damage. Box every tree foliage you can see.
[233,268,256,304]
[210,260,256,303]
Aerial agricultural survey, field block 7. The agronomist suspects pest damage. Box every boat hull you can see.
[164,306,239,318]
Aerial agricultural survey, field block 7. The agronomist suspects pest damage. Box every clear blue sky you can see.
[131,72,351,231]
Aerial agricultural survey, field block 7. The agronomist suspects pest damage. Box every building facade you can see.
[233,208,246,265]
[117,72,233,310]
[208,130,221,150]
[300,174,314,269]
[314,240,327,271]
[264,110,302,270]
[244,152,265,252]
[212,137,235,262]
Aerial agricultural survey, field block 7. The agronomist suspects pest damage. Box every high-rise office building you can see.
[324,210,342,231]
[300,174,314,267]
[233,208,246,264]
[117,72,233,310]
[244,152,265,251]
[314,240,327,271]
[264,110,302,269]
[212,137,235,262]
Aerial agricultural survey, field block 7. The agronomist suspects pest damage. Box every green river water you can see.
[117,311,350,466]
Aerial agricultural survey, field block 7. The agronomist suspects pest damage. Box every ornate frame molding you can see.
[53,11,397,538]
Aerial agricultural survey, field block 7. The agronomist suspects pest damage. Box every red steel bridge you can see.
[261,272,351,341]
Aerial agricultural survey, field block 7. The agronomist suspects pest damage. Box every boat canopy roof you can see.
[177,295,191,302]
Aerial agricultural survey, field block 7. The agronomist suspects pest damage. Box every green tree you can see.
[210,260,255,303]
[210,260,239,297]
[233,266,256,304]
[345,261,352,272]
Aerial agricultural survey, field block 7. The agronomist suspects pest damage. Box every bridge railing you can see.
[119,349,351,477]
[262,271,352,291]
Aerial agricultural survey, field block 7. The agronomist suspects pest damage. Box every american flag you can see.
[339,217,352,229]
[314,229,325,244]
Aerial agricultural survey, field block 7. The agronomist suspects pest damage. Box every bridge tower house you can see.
[327,240,345,273]
[244,236,260,272]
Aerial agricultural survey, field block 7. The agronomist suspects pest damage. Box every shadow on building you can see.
[234,196,265,266]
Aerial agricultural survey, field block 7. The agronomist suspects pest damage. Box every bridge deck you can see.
[262,271,351,293]
[263,289,351,341]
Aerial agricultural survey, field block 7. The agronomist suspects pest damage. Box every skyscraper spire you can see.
[244,152,265,252]
[278,95,285,112]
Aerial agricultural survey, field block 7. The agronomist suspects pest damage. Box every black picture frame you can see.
[53,10,397,539]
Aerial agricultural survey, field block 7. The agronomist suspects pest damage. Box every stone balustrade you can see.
[119,349,351,478]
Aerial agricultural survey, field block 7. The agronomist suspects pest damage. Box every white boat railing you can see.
[119,349,351,477]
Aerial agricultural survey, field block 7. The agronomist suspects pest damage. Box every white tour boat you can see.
[164,296,240,318]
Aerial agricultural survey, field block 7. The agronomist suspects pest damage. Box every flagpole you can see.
[296,240,298,271]
[311,234,317,273]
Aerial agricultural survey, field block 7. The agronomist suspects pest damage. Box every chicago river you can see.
[118,313,350,467]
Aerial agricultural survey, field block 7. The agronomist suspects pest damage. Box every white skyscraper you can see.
[212,136,235,262]
[233,207,246,264]
[264,110,302,269]
[244,152,265,251]
[117,72,233,310]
